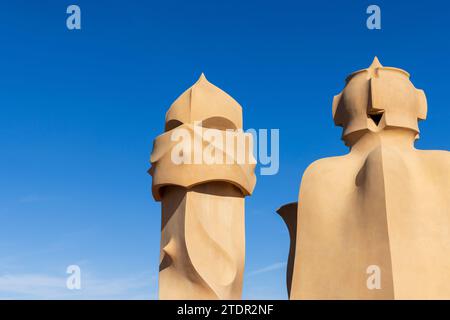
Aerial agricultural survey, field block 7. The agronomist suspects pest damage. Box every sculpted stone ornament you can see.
[149,74,256,299]
[280,57,450,299]
[276,202,298,298]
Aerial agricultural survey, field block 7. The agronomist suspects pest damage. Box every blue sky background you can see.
[0,0,449,299]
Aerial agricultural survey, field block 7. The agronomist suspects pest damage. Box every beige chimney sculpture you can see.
[149,74,256,299]
[279,57,450,299]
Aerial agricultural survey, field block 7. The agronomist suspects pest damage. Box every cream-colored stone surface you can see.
[150,74,256,299]
[285,58,450,299]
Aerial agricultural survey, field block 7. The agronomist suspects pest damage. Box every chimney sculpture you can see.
[279,58,450,299]
[149,74,256,299]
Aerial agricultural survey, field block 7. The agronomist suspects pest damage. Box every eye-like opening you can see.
[368,111,384,126]
[201,117,237,130]
[165,119,183,132]
[369,113,383,126]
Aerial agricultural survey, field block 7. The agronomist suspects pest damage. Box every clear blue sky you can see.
[0,0,449,299]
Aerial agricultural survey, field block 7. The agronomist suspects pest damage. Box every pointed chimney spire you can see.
[367,56,383,78]
[197,72,207,83]
[165,73,243,130]
[369,56,383,69]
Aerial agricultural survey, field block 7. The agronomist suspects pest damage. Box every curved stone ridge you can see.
[165,73,243,131]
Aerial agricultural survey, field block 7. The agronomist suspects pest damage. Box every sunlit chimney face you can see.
[164,73,243,132]
[332,57,428,142]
